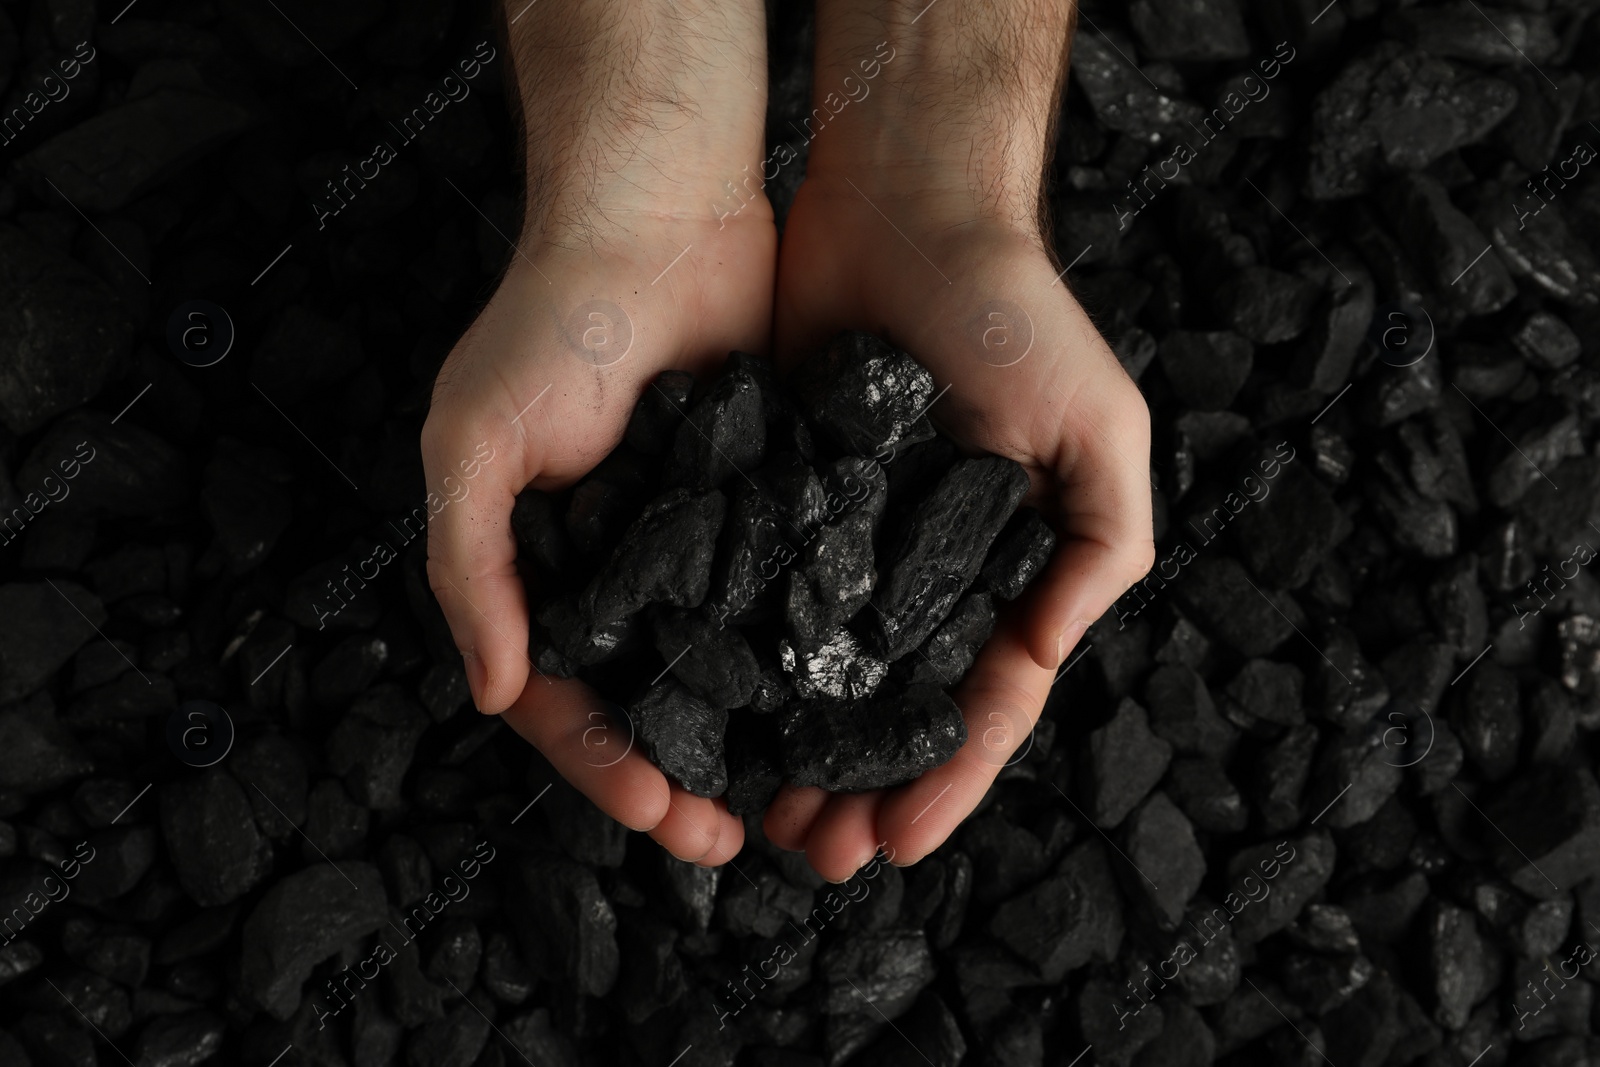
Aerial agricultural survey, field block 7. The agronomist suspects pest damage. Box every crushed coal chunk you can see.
[323,684,430,810]
[536,594,640,667]
[903,592,995,687]
[1481,767,1600,898]
[650,607,761,709]
[1228,832,1336,944]
[565,446,656,557]
[1167,756,1247,834]
[783,502,879,653]
[1172,556,1295,657]
[1128,0,1250,61]
[988,838,1122,982]
[871,457,1030,660]
[1382,174,1515,316]
[626,369,695,453]
[756,450,829,531]
[1512,310,1581,370]
[1144,665,1239,762]
[513,855,619,998]
[1158,330,1254,410]
[1307,43,1519,199]
[668,364,766,488]
[582,488,726,623]
[1231,463,1351,590]
[779,628,887,702]
[632,680,728,798]
[1121,791,1204,930]
[706,485,787,625]
[1222,659,1306,733]
[238,863,388,1019]
[723,714,783,816]
[780,685,966,791]
[1216,266,1318,344]
[511,490,576,579]
[159,769,273,907]
[1083,697,1172,827]
[817,929,935,1018]
[791,331,936,456]
[979,508,1056,601]
[1069,32,1205,143]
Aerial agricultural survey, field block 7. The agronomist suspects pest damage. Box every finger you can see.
[421,408,531,713]
[1024,374,1155,671]
[764,784,833,851]
[697,802,747,867]
[876,613,1053,866]
[650,788,725,863]
[804,791,884,883]
[500,679,671,833]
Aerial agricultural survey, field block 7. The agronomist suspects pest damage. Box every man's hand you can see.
[766,0,1155,880]
[421,0,773,865]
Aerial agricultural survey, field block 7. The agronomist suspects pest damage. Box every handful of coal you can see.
[514,333,1055,812]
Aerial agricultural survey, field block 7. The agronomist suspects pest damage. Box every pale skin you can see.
[422,0,1154,879]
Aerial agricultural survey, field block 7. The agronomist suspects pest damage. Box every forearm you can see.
[807,0,1073,230]
[502,0,769,242]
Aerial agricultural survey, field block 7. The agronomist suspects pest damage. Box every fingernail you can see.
[462,651,487,709]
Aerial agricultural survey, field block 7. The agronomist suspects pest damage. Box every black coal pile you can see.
[0,0,1598,1065]
[519,335,1052,807]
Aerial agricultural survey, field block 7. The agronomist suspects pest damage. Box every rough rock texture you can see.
[633,680,729,798]
[780,686,966,791]
[1084,698,1173,827]
[0,0,1595,1061]
[979,510,1057,602]
[0,225,134,434]
[668,366,766,488]
[582,489,726,623]
[239,863,388,1019]
[650,607,761,709]
[1307,43,1518,199]
[0,582,104,703]
[871,458,1031,660]
[159,769,273,907]
[21,89,251,211]
[791,332,936,456]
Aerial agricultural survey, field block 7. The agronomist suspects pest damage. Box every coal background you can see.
[0,0,1598,1065]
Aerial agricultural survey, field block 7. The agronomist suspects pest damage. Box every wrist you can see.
[803,0,1071,231]
[505,0,771,242]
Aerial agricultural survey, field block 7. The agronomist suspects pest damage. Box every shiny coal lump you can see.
[522,336,1050,798]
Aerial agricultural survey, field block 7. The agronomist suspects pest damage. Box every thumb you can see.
[421,413,530,714]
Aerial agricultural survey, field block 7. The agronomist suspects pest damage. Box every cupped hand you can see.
[421,208,775,864]
[764,177,1156,880]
